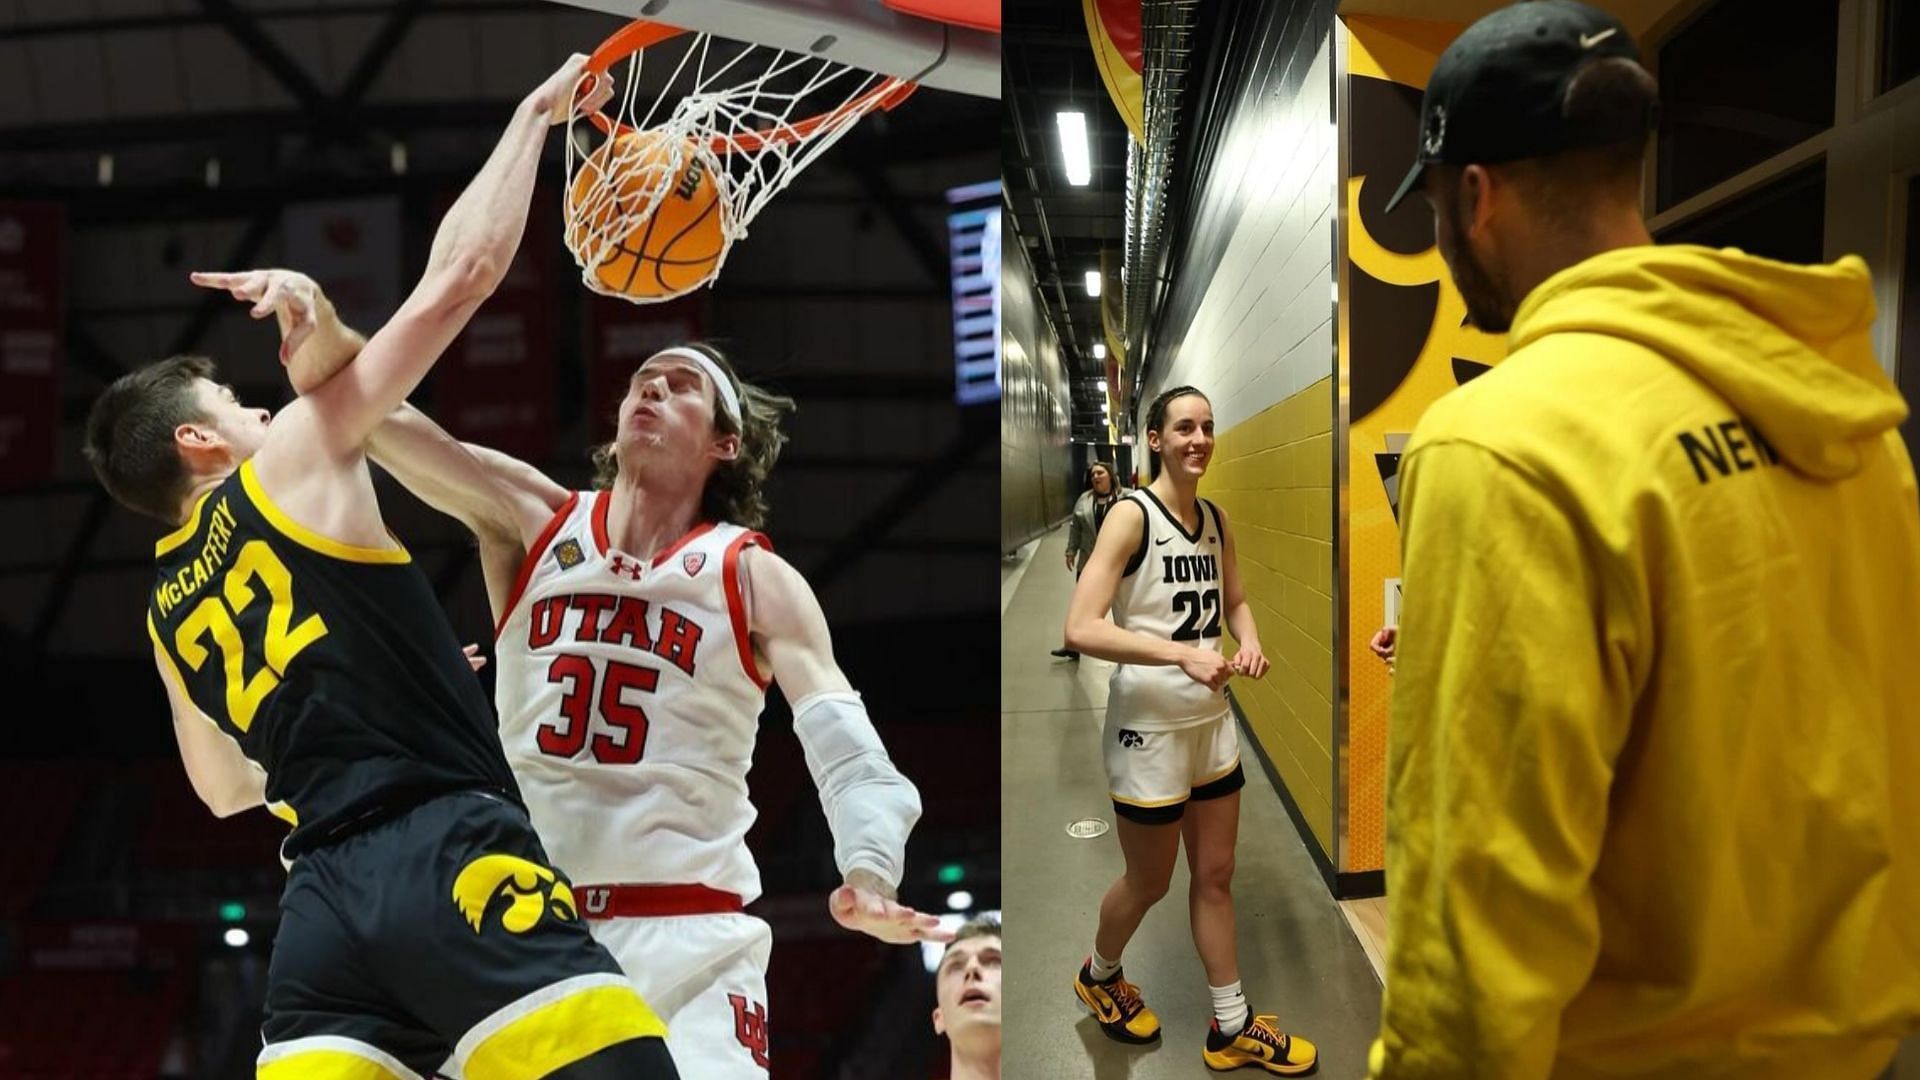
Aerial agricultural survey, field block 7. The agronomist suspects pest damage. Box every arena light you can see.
[224,928,250,948]
[1056,111,1091,185]
[1085,270,1102,297]
[1093,342,1107,360]
[946,890,974,912]
[938,863,965,885]
[1097,379,1108,392]
[219,901,246,923]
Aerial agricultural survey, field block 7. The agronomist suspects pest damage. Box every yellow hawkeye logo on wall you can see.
[452,854,579,935]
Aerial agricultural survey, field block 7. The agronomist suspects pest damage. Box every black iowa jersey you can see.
[146,460,518,858]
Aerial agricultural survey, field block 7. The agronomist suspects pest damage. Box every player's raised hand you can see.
[528,53,614,126]
[191,268,347,393]
[830,883,953,945]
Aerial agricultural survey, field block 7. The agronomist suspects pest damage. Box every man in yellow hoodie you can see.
[1366,2,1920,1077]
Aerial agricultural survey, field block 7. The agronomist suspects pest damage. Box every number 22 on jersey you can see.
[172,541,329,731]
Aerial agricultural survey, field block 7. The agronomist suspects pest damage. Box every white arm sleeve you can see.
[791,689,922,890]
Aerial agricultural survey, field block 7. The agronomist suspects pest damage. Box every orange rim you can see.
[582,18,919,155]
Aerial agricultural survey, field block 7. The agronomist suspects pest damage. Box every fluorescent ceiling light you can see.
[1096,378,1108,391]
[1085,270,1101,297]
[1093,343,1107,360]
[1056,111,1091,186]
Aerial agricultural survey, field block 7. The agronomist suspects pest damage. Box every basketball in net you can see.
[562,18,920,304]
[567,130,726,301]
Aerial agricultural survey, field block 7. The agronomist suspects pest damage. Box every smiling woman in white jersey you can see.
[1063,386,1317,1076]
[228,272,950,1080]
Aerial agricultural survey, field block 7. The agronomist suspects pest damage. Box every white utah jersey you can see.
[494,490,770,899]
[1107,489,1229,730]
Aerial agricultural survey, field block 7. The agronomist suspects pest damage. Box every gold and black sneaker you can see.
[1202,1013,1317,1074]
[1072,959,1161,1044]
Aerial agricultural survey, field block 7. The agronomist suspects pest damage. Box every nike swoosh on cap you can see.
[1580,27,1617,48]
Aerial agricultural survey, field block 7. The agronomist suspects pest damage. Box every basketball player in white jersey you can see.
[202,270,946,1078]
[1063,386,1317,1075]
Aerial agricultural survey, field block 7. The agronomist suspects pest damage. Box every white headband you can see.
[646,347,742,426]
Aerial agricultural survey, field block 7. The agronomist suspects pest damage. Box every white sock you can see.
[1211,980,1249,1034]
[1089,948,1121,982]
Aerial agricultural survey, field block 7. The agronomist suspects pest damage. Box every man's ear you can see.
[712,432,742,463]
[931,1005,946,1036]
[1461,164,1495,236]
[175,420,226,462]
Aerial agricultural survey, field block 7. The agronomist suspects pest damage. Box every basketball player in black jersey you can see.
[83,56,679,1080]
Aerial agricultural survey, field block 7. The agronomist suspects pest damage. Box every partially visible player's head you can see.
[932,915,1001,1060]
[1144,386,1212,482]
[591,343,795,529]
[84,355,273,523]
[1386,2,1658,332]
[1087,460,1116,495]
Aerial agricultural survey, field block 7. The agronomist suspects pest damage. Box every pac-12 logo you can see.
[683,552,707,577]
[729,993,770,1069]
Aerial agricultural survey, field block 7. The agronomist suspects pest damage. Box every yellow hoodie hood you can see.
[1508,245,1908,480]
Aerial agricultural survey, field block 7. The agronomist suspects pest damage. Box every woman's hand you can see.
[1229,642,1269,679]
[1178,647,1233,691]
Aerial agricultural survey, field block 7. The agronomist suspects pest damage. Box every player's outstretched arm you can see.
[191,266,568,558]
[744,547,950,945]
[264,55,611,463]
[151,639,265,818]
[366,406,565,549]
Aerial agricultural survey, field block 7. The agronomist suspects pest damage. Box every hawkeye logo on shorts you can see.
[553,539,585,570]
[1118,729,1146,750]
[452,854,579,935]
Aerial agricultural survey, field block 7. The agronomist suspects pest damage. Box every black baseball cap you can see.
[1383,0,1654,214]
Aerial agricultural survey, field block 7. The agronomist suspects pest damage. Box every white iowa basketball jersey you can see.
[494,490,770,899]
[1107,489,1229,730]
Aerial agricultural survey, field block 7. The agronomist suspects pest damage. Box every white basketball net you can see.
[563,26,915,304]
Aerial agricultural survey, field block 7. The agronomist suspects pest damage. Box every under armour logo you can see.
[730,994,770,1069]
[1118,729,1145,749]
[607,555,644,581]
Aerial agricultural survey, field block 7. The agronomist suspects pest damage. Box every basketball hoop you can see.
[562,19,921,304]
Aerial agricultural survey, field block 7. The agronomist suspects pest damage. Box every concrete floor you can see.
[1001,527,1385,1078]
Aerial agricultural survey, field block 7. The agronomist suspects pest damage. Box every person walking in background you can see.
[1053,460,1129,660]
[1063,386,1315,1075]
[1369,2,1920,1077]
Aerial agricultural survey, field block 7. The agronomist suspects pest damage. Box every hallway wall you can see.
[1000,213,1074,553]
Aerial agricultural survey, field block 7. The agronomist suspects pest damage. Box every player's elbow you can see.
[190,770,262,818]
[430,252,505,308]
[1063,615,1095,653]
[197,782,256,819]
